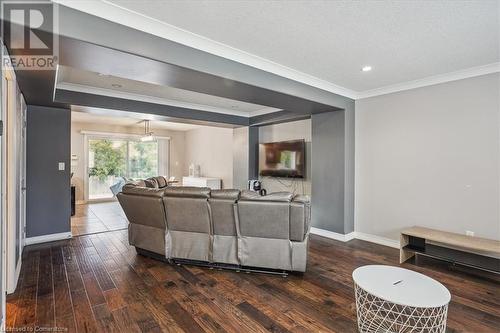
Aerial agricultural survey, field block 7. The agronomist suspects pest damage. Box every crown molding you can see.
[52,1,499,102]
[357,62,500,99]
[52,0,358,99]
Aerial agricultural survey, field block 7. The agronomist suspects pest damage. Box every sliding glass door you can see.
[87,137,159,200]
[88,138,127,200]
[128,141,159,179]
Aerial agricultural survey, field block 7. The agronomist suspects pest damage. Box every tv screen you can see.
[259,139,305,178]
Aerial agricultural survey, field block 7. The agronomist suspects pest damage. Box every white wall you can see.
[71,122,185,201]
[184,127,234,188]
[259,119,311,195]
[355,73,500,241]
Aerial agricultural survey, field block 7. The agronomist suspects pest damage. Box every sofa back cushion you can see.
[210,189,240,236]
[237,198,291,239]
[163,187,211,233]
[117,187,167,230]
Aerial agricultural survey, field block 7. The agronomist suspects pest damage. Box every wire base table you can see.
[353,265,450,333]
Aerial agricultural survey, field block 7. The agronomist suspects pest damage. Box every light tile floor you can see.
[71,201,128,236]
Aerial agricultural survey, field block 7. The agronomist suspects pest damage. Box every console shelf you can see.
[400,227,500,273]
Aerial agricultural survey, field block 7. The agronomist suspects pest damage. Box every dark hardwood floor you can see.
[6,230,500,332]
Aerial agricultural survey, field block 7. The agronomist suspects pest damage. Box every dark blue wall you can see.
[26,105,71,237]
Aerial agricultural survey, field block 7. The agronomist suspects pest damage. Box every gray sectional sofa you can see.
[116,181,311,272]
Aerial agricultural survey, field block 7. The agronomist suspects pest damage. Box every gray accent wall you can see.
[26,106,71,237]
[344,102,356,234]
[233,127,250,190]
[248,127,259,180]
[311,109,355,234]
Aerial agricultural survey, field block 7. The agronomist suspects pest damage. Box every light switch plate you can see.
[58,162,65,171]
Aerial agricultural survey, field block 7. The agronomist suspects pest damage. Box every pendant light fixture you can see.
[140,120,155,142]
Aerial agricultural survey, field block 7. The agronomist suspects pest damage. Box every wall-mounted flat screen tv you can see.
[259,139,305,178]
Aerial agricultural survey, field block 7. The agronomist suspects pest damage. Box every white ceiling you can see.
[101,0,499,93]
[71,108,204,131]
[57,65,281,117]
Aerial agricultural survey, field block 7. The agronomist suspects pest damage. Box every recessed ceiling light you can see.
[111,83,122,88]
[361,66,372,72]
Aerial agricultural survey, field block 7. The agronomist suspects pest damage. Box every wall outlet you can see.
[465,230,475,237]
[58,162,65,171]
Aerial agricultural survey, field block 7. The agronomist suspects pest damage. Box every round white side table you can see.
[352,265,451,333]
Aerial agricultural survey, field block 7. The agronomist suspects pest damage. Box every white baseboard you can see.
[353,232,399,249]
[310,227,355,242]
[7,259,22,294]
[310,227,399,249]
[25,232,72,245]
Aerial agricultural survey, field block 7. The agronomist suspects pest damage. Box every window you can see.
[87,137,164,200]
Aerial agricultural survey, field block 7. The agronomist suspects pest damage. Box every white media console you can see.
[182,176,222,190]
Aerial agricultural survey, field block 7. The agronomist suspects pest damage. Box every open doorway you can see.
[70,111,174,236]
[72,135,161,236]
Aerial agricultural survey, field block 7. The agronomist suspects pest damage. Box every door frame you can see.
[3,57,24,294]
[19,95,26,246]
[0,45,6,332]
